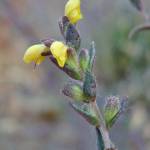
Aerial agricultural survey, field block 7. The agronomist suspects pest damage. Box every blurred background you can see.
[0,0,150,150]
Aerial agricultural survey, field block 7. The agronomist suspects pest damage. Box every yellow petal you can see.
[23,44,47,65]
[50,41,68,67]
[65,0,83,24]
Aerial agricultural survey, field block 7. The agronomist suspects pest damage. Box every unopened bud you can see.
[104,96,128,129]
[62,81,87,102]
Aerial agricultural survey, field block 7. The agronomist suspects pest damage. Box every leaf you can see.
[129,0,143,11]
[88,41,96,71]
[70,102,100,126]
[66,23,81,51]
[96,127,105,150]
[79,48,90,72]
[83,71,96,101]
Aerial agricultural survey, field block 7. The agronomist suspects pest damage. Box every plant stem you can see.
[93,101,116,150]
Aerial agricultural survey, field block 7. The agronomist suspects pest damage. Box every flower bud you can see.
[104,96,128,129]
[62,81,88,102]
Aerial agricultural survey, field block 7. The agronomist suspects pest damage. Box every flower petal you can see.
[65,0,83,24]
[23,44,47,65]
[50,41,68,67]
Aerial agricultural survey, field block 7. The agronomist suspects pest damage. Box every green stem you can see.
[96,127,104,150]
[93,102,116,150]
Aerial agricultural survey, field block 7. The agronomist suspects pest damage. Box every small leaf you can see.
[79,48,90,72]
[83,71,96,101]
[70,102,100,126]
[96,127,105,150]
[129,0,143,11]
[66,24,81,51]
[88,41,96,71]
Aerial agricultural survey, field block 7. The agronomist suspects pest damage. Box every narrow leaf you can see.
[88,41,96,71]
[66,23,81,51]
[70,102,100,126]
[79,48,90,72]
[59,16,81,51]
[83,71,96,100]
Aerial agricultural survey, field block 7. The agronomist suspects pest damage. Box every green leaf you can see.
[129,0,143,11]
[88,41,96,71]
[79,48,90,72]
[83,71,96,101]
[70,102,100,126]
[96,127,104,150]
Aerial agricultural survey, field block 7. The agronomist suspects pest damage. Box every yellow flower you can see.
[65,0,83,24]
[50,41,68,67]
[23,44,48,65]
